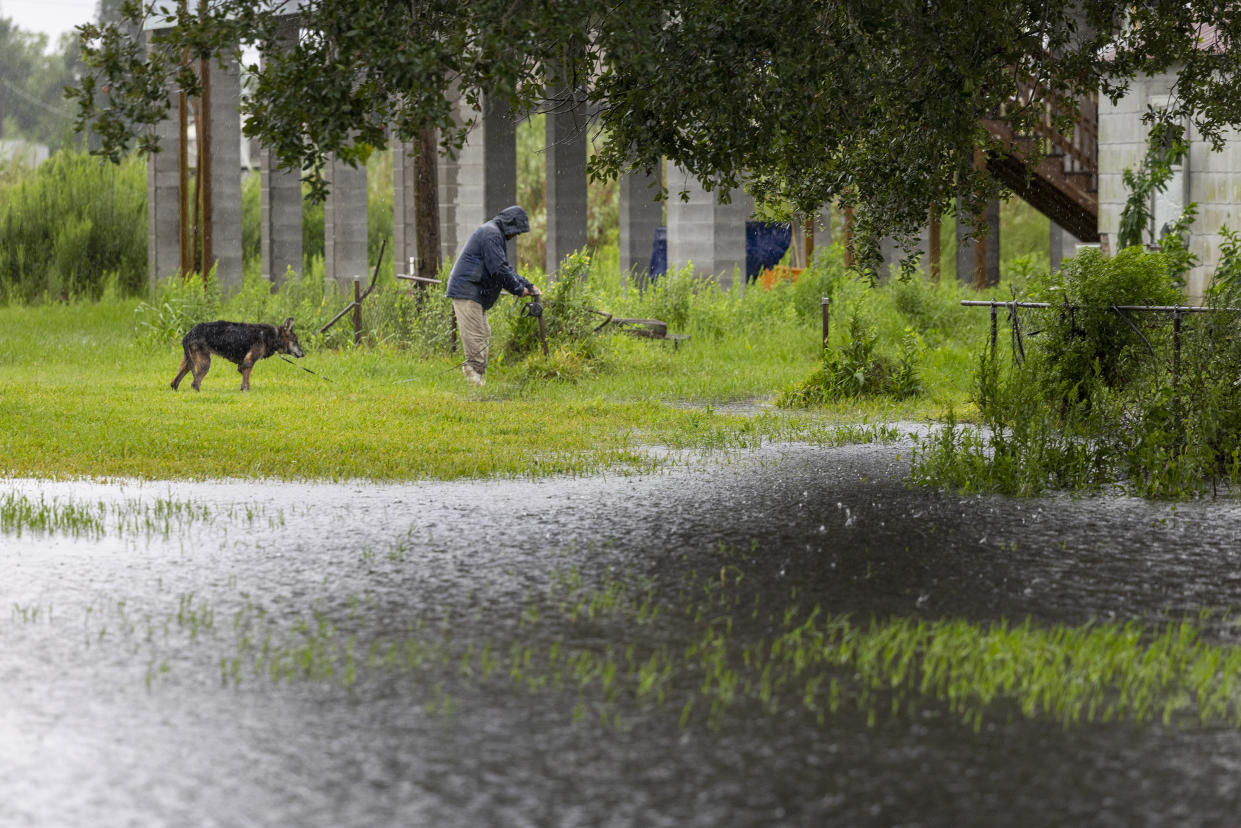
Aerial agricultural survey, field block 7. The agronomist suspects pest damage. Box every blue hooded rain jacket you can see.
[445,205,534,310]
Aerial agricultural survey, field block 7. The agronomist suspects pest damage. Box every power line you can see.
[0,76,71,118]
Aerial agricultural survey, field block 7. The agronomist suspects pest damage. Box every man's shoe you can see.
[462,365,485,386]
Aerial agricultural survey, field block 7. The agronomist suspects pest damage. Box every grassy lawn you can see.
[0,280,985,481]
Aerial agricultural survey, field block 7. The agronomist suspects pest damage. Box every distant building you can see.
[0,139,50,167]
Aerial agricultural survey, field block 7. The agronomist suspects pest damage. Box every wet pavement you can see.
[4,441,1241,826]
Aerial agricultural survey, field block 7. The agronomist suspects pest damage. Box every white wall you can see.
[1099,69,1241,300]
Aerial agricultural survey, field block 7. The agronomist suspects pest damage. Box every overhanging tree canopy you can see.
[69,0,1241,271]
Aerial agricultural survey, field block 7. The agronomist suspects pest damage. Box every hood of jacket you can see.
[492,205,530,237]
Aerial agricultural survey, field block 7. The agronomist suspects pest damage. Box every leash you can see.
[300,288,543,384]
[281,355,334,382]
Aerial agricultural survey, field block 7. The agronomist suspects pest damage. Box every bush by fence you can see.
[911,246,1241,498]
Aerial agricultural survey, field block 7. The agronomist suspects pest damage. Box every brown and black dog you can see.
[171,318,305,391]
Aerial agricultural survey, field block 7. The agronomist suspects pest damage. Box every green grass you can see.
[0,245,1015,481]
[0,297,914,481]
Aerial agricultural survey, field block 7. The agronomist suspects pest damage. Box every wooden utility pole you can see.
[803,212,815,267]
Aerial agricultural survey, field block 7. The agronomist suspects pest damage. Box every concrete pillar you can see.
[324,156,368,288]
[146,59,181,285]
[665,162,753,289]
[207,51,244,291]
[437,132,460,264]
[259,16,301,285]
[955,197,1001,287]
[1050,221,1081,273]
[260,147,303,285]
[619,166,663,286]
[879,231,932,280]
[439,92,517,264]
[394,139,418,275]
[545,86,589,275]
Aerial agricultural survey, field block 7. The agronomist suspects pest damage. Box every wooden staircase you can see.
[981,79,1099,242]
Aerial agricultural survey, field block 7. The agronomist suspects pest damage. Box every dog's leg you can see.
[171,356,191,390]
[239,344,265,391]
[190,347,211,391]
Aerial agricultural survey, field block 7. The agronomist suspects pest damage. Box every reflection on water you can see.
[4,442,1241,826]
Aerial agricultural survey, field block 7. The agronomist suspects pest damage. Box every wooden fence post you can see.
[821,296,831,350]
[352,277,362,345]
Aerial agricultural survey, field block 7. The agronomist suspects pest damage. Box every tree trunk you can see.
[414,127,441,282]
[803,213,815,267]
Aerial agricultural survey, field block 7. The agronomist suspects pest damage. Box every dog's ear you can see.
[282,317,295,331]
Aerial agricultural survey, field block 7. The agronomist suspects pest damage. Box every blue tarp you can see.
[649,226,668,280]
[648,222,792,282]
[745,221,792,281]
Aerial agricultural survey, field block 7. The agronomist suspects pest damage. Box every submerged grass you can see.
[0,489,277,539]
[1,491,106,538]
[71,551,1241,734]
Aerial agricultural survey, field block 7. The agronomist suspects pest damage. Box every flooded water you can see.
[5,441,1241,826]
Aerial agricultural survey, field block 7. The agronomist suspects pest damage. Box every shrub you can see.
[890,272,971,341]
[0,150,146,303]
[1026,246,1181,404]
[630,263,698,332]
[134,269,223,347]
[913,245,1241,498]
[778,305,921,406]
[497,249,607,372]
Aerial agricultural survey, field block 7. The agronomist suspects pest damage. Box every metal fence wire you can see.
[961,299,1241,440]
[962,300,1241,367]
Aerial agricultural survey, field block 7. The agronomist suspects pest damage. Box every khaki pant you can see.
[452,298,491,376]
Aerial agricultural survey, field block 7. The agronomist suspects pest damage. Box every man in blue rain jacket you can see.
[445,205,539,385]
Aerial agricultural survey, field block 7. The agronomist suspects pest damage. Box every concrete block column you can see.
[324,156,368,288]
[619,166,662,286]
[146,63,181,286]
[394,139,418,274]
[208,51,243,292]
[879,231,932,279]
[955,197,1001,287]
[260,147,303,284]
[665,163,753,289]
[259,15,302,285]
[438,92,517,264]
[1050,221,1082,273]
[545,86,589,275]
